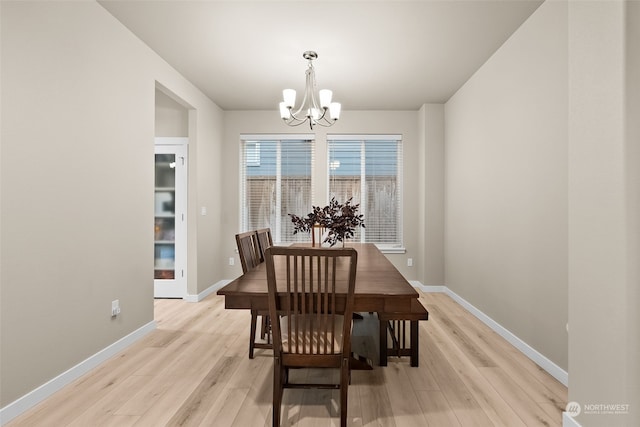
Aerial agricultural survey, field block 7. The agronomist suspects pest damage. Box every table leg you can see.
[379,319,388,367]
[410,320,419,367]
[249,309,258,359]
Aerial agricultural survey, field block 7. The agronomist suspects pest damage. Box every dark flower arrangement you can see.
[289,197,365,246]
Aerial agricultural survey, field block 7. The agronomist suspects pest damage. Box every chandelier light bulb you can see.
[329,102,342,120]
[319,89,332,109]
[279,102,290,119]
[282,89,296,108]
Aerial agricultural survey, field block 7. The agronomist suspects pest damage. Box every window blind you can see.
[240,135,314,243]
[327,135,403,247]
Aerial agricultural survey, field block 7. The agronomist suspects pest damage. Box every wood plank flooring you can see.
[7,291,567,426]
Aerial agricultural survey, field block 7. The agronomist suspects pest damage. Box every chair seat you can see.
[281,314,345,354]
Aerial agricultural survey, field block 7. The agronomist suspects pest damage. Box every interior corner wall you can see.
[627,2,640,422]
[183,101,224,297]
[627,3,640,423]
[568,1,640,425]
[419,104,445,286]
[444,0,568,371]
[0,0,223,410]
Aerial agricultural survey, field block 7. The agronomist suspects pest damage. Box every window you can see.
[241,135,314,243]
[328,135,403,248]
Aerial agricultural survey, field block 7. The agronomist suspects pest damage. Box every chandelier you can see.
[279,51,341,129]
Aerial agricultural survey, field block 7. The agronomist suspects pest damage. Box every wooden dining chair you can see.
[254,228,274,341]
[235,231,271,358]
[255,227,273,262]
[264,246,358,427]
[235,231,260,273]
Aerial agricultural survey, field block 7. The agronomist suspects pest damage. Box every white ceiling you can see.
[98,0,543,111]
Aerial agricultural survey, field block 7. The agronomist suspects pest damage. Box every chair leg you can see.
[260,315,268,339]
[340,358,349,427]
[249,309,258,359]
[266,317,272,344]
[261,314,271,343]
[273,358,283,427]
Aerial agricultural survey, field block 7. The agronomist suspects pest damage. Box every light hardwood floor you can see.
[7,291,567,426]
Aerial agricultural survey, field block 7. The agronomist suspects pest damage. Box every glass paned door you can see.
[155,153,176,279]
[154,141,187,297]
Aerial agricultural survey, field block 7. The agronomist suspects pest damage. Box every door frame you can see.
[154,137,188,298]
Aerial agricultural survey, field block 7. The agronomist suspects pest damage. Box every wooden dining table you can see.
[217,243,425,366]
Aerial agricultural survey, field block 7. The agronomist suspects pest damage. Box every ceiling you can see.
[98,0,543,111]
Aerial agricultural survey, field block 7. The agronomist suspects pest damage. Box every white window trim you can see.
[327,134,402,141]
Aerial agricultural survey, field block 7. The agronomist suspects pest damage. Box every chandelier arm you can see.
[282,117,311,127]
[288,106,330,126]
[287,66,314,118]
[283,110,309,125]
[312,116,338,127]
[316,107,329,122]
[283,115,316,129]
[287,108,309,122]
[290,82,310,118]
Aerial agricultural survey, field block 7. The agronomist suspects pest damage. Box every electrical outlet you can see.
[407,258,413,267]
[111,300,121,317]
[229,257,235,266]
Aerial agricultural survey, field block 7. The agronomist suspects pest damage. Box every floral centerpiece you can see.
[289,197,365,246]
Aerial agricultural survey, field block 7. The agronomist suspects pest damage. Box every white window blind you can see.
[240,135,314,243]
[327,135,403,247]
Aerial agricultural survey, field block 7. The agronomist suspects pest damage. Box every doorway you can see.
[154,138,187,297]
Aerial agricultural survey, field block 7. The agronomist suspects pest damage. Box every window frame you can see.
[326,134,404,252]
[240,134,315,244]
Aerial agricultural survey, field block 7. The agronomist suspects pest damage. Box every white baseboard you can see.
[563,413,582,427]
[410,281,446,293]
[411,281,568,387]
[184,280,231,302]
[0,321,156,425]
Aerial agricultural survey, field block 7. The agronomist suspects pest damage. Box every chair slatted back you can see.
[265,247,358,359]
[255,228,273,262]
[235,231,260,273]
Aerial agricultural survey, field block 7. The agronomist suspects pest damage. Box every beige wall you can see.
[221,110,434,282]
[444,1,568,370]
[185,97,225,297]
[627,3,640,423]
[0,0,223,407]
[155,88,188,137]
[568,1,640,425]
